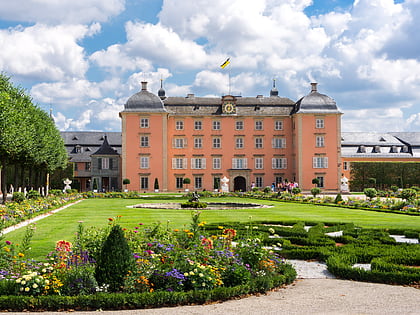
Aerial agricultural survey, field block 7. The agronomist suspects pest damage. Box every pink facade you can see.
[120,82,342,192]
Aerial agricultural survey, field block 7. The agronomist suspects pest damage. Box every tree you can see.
[154,178,159,191]
[183,177,191,191]
[311,187,321,197]
[363,188,377,200]
[312,178,320,187]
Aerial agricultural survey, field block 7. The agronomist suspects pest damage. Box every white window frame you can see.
[194,137,203,149]
[176,120,184,130]
[194,177,203,189]
[140,135,149,147]
[232,158,247,169]
[191,158,206,169]
[313,156,329,168]
[255,176,263,188]
[235,137,244,149]
[140,118,149,128]
[212,157,221,169]
[272,158,287,169]
[255,157,264,169]
[140,156,149,169]
[172,158,187,169]
[173,137,186,148]
[101,157,110,170]
[272,137,286,149]
[316,118,325,129]
[212,137,221,148]
[140,177,149,189]
[316,136,325,147]
[235,120,244,130]
[194,120,203,130]
[274,120,283,130]
[255,137,263,149]
[255,120,263,130]
[212,120,221,130]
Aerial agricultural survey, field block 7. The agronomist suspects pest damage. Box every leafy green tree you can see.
[363,188,377,200]
[311,187,321,197]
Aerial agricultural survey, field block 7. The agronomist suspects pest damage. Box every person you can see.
[251,182,255,190]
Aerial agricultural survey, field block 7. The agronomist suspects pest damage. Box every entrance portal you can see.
[234,176,246,192]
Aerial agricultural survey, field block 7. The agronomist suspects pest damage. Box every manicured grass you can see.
[5,197,420,260]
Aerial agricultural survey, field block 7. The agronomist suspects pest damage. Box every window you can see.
[316,118,324,129]
[272,158,287,169]
[343,161,349,171]
[176,120,184,130]
[85,162,91,171]
[140,156,149,169]
[255,157,264,169]
[176,177,183,189]
[191,158,206,169]
[316,136,325,147]
[140,118,149,128]
[235,137,244,149]
[313,156,328,168]
[194,177,203,189]
[75,145,82,153]
[213,177,221,190]
[140,135,149,147]
[275,176,283,185]
[173,138,185,148]
[316,176,324,188]
[272,137,286,148]
[140,177,149,190]
[101,158,110,170]
[194,120,202,130]
[232,158,247,169]
[212,157,221,169]
[212,137,221,148]
[235,120,244,130]
[212,120,221,130]
[194,137,203,149]
[274,120,283,130]
[172,158,187,169]
[255,137,263,149]
[255,176,263,188]
[74,163,78,171]
[255,120,263,130]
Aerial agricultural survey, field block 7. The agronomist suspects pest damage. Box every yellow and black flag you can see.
[220,58,230,69]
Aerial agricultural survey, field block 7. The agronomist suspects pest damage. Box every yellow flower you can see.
[218,226,224,229]
[18,252,24,257]
[24,287,30,292]
[4,247,10,252]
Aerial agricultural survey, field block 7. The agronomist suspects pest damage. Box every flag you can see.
[220,58,230,69]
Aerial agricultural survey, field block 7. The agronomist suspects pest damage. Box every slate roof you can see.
[91,135,120,156]
[292,83,341,114]
[122,82,166,113]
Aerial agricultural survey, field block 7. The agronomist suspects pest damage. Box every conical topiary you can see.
[95,224,134,292]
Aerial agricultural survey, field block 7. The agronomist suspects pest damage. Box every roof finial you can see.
[141,81,148,91]
[158,78,166,99]
[311,82,318,93]
[270,78,279,97]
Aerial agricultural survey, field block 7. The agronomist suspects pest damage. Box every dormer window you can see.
[358,145,366,153]
[390,146,398,153]
[372,146,381,153]
[379,137,386,142]
[401,145,409,153]
[72,136,79,140]
[75,145,82,153]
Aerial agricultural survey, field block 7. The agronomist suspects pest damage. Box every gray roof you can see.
[293,83,341,114]
[91,136,120,156]
[122,82,166,113]
[341,132,402,146]
[61,132,121,162]
[390,132,420,146]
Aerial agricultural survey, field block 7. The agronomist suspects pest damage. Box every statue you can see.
[189,191,200,202]
[221,176,229,193]
[63,178,72,192]
[340,175,349,193]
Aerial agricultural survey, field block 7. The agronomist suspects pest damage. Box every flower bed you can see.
[0,212,296,311]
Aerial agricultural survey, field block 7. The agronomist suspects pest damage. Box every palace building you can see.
[119,81,343,192]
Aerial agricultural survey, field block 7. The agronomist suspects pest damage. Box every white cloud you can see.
[0,24,96,81]
[53,109,93,131]
[0,0,125,24]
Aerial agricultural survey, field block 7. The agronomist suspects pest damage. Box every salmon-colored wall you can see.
[294,114,341,191]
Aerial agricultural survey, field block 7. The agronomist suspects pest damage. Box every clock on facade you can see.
[223,102,236,114]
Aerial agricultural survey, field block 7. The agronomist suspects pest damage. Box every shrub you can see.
[363,188,377,200]
[61,265,98,296]
[12,192,25,203]
[291,187,301,195]
[334,193,343,204]
[27,190,41,199]
[180,201,207,208]
[221,265,251,287]
[311,187,321,197]
[48,189,63,196]
[400,188,417,201]
[95,225,135,292]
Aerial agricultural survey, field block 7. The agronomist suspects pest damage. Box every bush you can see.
[180,201,207,208]
[334,193,343,204]
[61,265,98,296]
[400,188,417,201]
[12,192,25,203]
[363,188,377,200]
[95,225,135,292]
[49,189,63,196]
[311,187,321,197]
[27,190,41,199]
[291,187,301,195]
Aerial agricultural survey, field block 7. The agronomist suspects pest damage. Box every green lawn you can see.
[5,197,420,260]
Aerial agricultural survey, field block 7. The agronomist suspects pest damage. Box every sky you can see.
[0,0,419,133]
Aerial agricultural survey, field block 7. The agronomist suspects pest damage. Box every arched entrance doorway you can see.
[234,176,246,192]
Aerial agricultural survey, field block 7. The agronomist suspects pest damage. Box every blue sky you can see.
[0,0,419,132]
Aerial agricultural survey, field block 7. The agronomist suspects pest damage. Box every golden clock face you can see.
[223,102,235,114]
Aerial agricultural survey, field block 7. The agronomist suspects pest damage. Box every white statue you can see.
[221,176,229,193]
[63,178,72,192]
[340,175,349,192]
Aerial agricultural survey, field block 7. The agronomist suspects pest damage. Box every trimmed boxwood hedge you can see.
[0,267,296,312]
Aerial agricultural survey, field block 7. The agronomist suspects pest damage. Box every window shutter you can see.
[98,158,102,170]
[243,158,248,168]
[313,157,317,168]
[172,158,176,169]
[191,158,195,169]
[109,158,113,170]
[282,158,287,169]
[202,158,206,169]
[324,157,328,168]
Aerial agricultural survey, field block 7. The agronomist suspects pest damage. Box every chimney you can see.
[141,81,148,91]
[311,82,318,93]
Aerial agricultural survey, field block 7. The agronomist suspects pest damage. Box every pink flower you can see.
[5,241,11,245]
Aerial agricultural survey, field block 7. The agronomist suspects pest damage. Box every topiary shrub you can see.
[27,190,41,199]
[311,187,321,197]
[334,193,343,204]
[363,188,377,200]
[12,192,25,203]
[291,187,301,195]
[400,188,417,201]
[95,225,134,292]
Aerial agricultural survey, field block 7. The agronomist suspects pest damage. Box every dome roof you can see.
[124,82,166,112]
[293,83,340,114]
